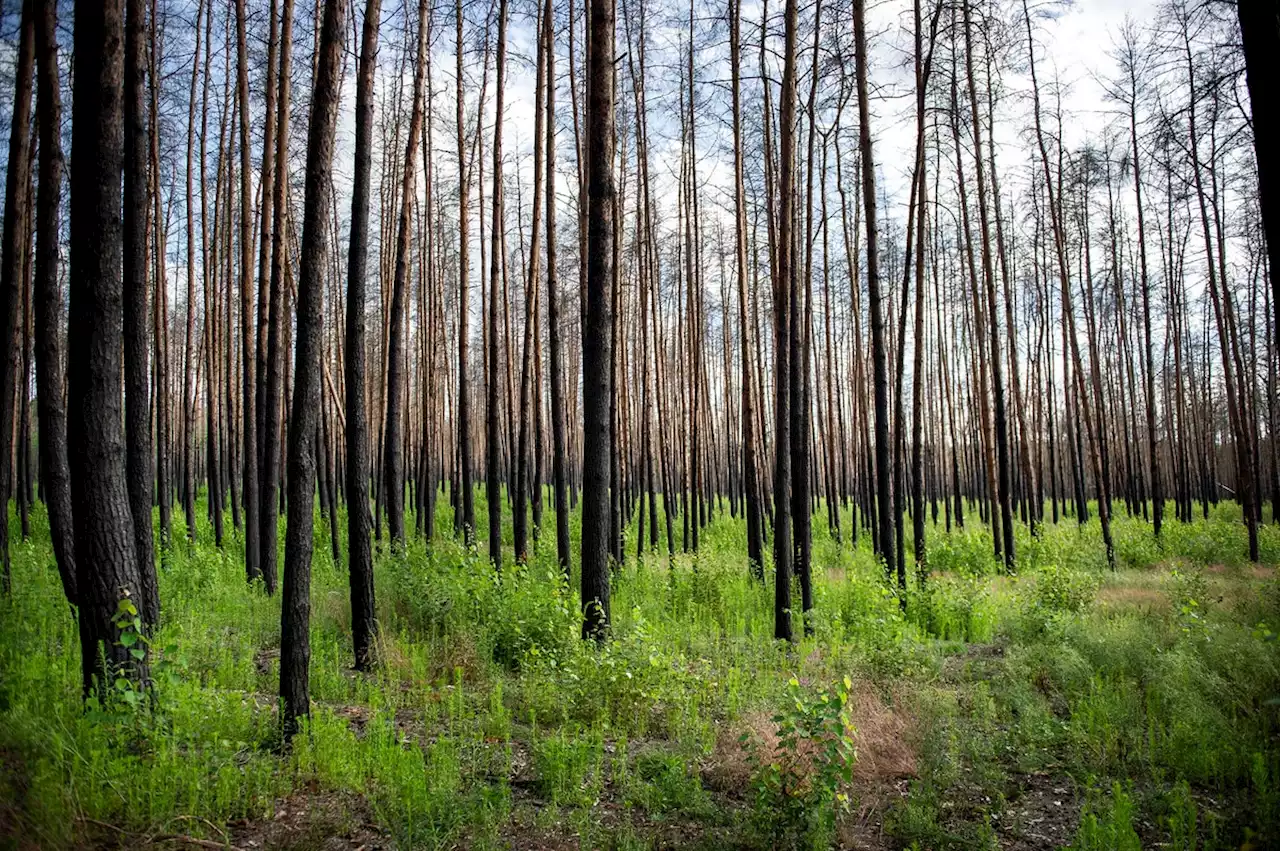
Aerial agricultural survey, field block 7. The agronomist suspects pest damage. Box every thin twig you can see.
[148,833,246,851]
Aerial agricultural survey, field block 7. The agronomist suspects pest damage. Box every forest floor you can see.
[1,499,1279,850]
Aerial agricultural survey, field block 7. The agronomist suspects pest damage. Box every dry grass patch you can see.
[1096,585,1167,610]
[704,685,917,798]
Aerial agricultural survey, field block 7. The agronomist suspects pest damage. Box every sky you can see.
[320,0,1171,244]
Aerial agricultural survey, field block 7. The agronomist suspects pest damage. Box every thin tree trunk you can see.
[486,0,509,570]
[730,0,762,578]
[581,0,616,641]
[854,0,895,578]
[235,0,260,583]
[345,0,381,671]
[262,0,295,593]
[455,0,475,543]
[0,0,34,594]
[383,0,429,550]
[545,0,570,579]
[33,0,76,605]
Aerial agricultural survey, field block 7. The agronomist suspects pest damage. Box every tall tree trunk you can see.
[514,0,547,564]
[262,0,295,593]
[730,0,762,578]
[546,0,570,579]
[236,0,260,583]
[33,0,76,605]
[123,0,158,624]
[383,0,429,550]
[962,2,1014,572]
[771,0,797,643]
[280,0,347,739]
[0,0,34,594]
[854,0,895,578]
[181,0,205,545]
[254,0,280,580]
[486,0,509,570]
[455,0,475,543]
[345,0,381,671]
[581,0,616,641]
[910,0,941,578]
[70,0,146,695]
[150,0,171,550]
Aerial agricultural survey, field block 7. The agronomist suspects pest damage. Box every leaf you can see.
[119,631,138,647]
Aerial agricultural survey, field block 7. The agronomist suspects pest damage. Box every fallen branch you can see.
[76,817,244,851]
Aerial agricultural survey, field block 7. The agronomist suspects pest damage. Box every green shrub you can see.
[743,676,857,850]
[1033,563,1099,616]
[908,576,996,642]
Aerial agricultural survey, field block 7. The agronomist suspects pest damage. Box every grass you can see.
[1,493,1278,849]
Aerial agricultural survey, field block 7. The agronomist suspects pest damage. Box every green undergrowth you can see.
[0,497,1277,849]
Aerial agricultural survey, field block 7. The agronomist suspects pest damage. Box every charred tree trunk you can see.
[1237,0,1280,354]
[854,0,895,579]
[235,0,261,584]
[545,0,571,579]
[69,0,146,695]
[123,0,157,625]
[383,0,429,550]
[771,0,797,643]
[262,0,295,594]
[730,0,763,578]
[0,0,34,594]
[581,0,616,641]
[486,0,509,570]
[280,0,347,740]
[345,0,381,671]
[33,0,76,605]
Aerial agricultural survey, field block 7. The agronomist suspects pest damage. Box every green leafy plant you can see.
[1167,566,1211,633]
[86,596,151,719]
[743,676,857,849]
[1034,563,1099,616]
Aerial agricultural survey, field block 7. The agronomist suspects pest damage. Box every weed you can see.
[1069,782,1141,851]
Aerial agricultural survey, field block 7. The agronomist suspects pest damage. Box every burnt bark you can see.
[235,0,261,584]
[0,0,33,594]
[69,0,146,695]
[280,0,347,739]
[345,0,381,671]
[582,0,616,641]
[124,0,158,625]
[33,0,76,605]
[383,0,429,550]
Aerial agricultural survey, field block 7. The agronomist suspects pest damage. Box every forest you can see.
[0,0,1278,846]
